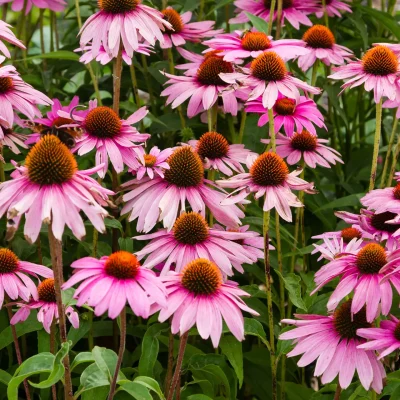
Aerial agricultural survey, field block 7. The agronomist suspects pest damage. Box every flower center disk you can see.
[251,52,287,82]
[38,278,57,303]
[0,77,13,94]
[181,258,222,295]
[104,251,140,280]
[370,211,400,233]
[264,0,293,9]
[303,25,335,49]
[26,135,77,185]
[250,152,289,186]
[52,116,73,127]
[84,107,122,139]
[356,243,387,274]
[164,147,204,187]
[197,56,233,86]
[241,32,271,51]
[333,300,371,339]
[341,227,362,243]
[362,46,398,76]
[173,212,209,245]
[162,8,183,33]
[144,154,157,167]
[197,132,229,160]
[291,130,318,151]
[274,98,296,116]
[98,0,138,14]
[0,248,19,274]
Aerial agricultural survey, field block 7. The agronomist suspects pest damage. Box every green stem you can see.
[321,0,329,27]
[387,134,400,187]
[369,99,383,191]
[164,328,175,398]
[0,147,5,182]
[380,117,398,188]
[140,54,156,112]
[310,60,319,99]
[207,170,216,226]
[263,209,277,400]
[268,108,276,150]
[238,110,247,144]
[2,3,8,21]
[129,62,141,107]
[370,390,376,400]
[275,0,283,39]
[50,321,57,400]
[267,0,276,36]
[198,0,205,21]
[88,311,94,351]
[334,384,341,400]
[39,10,47,70]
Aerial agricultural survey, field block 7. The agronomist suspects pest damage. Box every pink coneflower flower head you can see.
[329,45,400,103]
[311,236,364,261]
[161,52,239,117]
[0,20,25,58]
[203,30,308,63]
[218,152,315,222]
[160,7,221,49]
[79,0,171,59]
[121,146,245,232]
[246,95,326,135]
[0,135,113,243]
[280,300,386,392]
[11,278,79,333]
[60,102,150,178]
[361,183,400,216]
[76,42,154,65]
[134,211,265,276]
[220,51,320,109]
[0,61,52,126]
[0,248,52,307]
[0,0,66,14]
[157,258,259,347]
[230,0,317,30]
[316,0,352,18]
[262,130,343,169]
[134,146,172,180]
[312,242,400,322]
[382,96,400,119]
[62,251,167,319]
[189,132,253,176]
[298,25,353,71]
[0,117,27,155]
[357,315,400,359]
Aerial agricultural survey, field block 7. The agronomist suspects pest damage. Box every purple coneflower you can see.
[311,236,364,261]
[134,146,172,180]
[0,0,66,14]
[0,20,25,58]
[315,0,352,18]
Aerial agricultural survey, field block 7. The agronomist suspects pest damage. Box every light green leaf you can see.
[92,346,119,381]
[244,12,269,33]
[118,381,152,400]
[315,193,363,212]
[25,50,80,61]
[219,336,243,388]
[71,352,94,372]
[119,237,134,253]
[104,218,123,233]
[133,376,166,400]
[243,318,269,348]
[359,5,400,40]
[80,363,110,392]
[275,272,307,312]
[0,369,11,386]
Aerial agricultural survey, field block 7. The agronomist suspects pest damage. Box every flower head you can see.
[0,20,25,58]
[189,132,253,176]
[230,0,318,30]
[220,51,320,109]
[156,258,259,347]
[312,242,400,322]
[160,7,221,49]
[217,152,315,222]
[280,301,386,392]
[0,135,113,242]
[203,30,308,62]
[121,146,245,232]
[59,101,150,178]
[262,131,343,169]
[329,45,400,103]
[361,183,400,216]
[0,117,27,155]
[79,0,171,59]
[161,51,239,117]
[11,277,79,333]
[134,146,172,180]
[0,248,52,307]
[246,95,326,136]
[315,0,352,18]
[62,251,167,319]
[311,236,364,261]
[134,211,266,276]
[0,0,67,14]
[297,25,353,71]
[0,60,52,126]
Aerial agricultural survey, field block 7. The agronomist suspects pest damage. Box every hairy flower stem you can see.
[198,0,205,21]
[370,390,376,400]
[6,299,31,400]
[386,134,400,187]
[237,110,247,144]
[380,117,398,188]
[108,308,126,400]
[321,0,329,27]
[369,99,383,191]
[310,61,319,99]
[39,10,47,70]
[48,224,73,400]
[164,328,175,398]
[140,54,156,112]
[167,48,186,129]
[275,0,283,39]
[2,3,8,21]
[129,62,142,108]
[334,384,341,400]
[167,332,189,400]
[267,0,276,36]
[50,321,57,400]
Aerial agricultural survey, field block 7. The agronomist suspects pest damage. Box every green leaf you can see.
[133,376,166,400]
[0,369,11,386]
[104,218,123,233]
[25,50,81,61]
[92,346,120,382]
[119,237,134,253]
[71,352,95,372]
[30,342,70,389]
[243,318,269,348]
[219,336,243,388]
[80,363,110,392]
[187,396,215,400]
[315,193,363,212]
[118,381,152,400]
[138,323,169,377]
[276,272,307,311]
[244,12,269,33]
[284,382,315,400]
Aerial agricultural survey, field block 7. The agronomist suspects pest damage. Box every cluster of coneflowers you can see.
[0,0,399,399]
